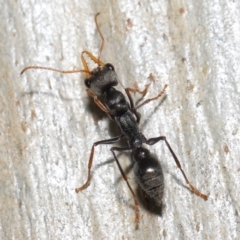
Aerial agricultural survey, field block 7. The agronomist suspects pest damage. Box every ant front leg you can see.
[111,147,140,226]
[146,136,208,201]
[125,83,150,107]
[86,88,113,119]
[75,134,124,193]
[134,84,168,110]
[125,84,168,123]
[125,84,150,123]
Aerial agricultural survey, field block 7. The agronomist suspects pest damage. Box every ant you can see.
[21,13,208,226]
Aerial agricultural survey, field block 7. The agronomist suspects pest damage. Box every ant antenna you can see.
[21,13,105,76]
[20,66,89,75]
[95,13,105,66]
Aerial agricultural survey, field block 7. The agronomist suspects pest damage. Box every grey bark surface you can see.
[0,0,239,239]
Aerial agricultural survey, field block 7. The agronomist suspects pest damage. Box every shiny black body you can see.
[85,63,165,205]
[133,147,164,201]
[21,14,207,225]
[105,87,146,149]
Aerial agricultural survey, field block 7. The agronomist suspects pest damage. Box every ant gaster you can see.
[21,13,208,225]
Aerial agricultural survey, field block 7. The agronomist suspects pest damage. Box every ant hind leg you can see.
[146,136,208,201]
[75,135,124,193]
[110,146,140,227]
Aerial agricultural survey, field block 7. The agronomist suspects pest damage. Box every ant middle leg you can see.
[146,136,208,200]
[111,147,140,225]
[75,134,124,193]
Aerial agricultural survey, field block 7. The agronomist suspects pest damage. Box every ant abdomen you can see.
[133,147,164,204]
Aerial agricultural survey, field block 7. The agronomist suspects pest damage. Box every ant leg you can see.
[111,147,140,225]
[125,84,150,108]
[135,84,168,110]
[86,88,113,119]
[75,134,124,193]
[125,84,167,123]
[125,84,150,123]
[146,136,208,201]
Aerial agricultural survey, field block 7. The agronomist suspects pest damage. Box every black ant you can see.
[21,13,208,225]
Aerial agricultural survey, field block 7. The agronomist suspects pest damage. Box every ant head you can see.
[84,63,118,96]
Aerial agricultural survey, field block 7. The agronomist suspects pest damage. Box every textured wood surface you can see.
[0,0,239,239]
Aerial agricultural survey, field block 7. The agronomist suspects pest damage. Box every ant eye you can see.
[85,79,91,88]
[105,63,114,71]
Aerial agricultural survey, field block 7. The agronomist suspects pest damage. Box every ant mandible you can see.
[21,13,208,226]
